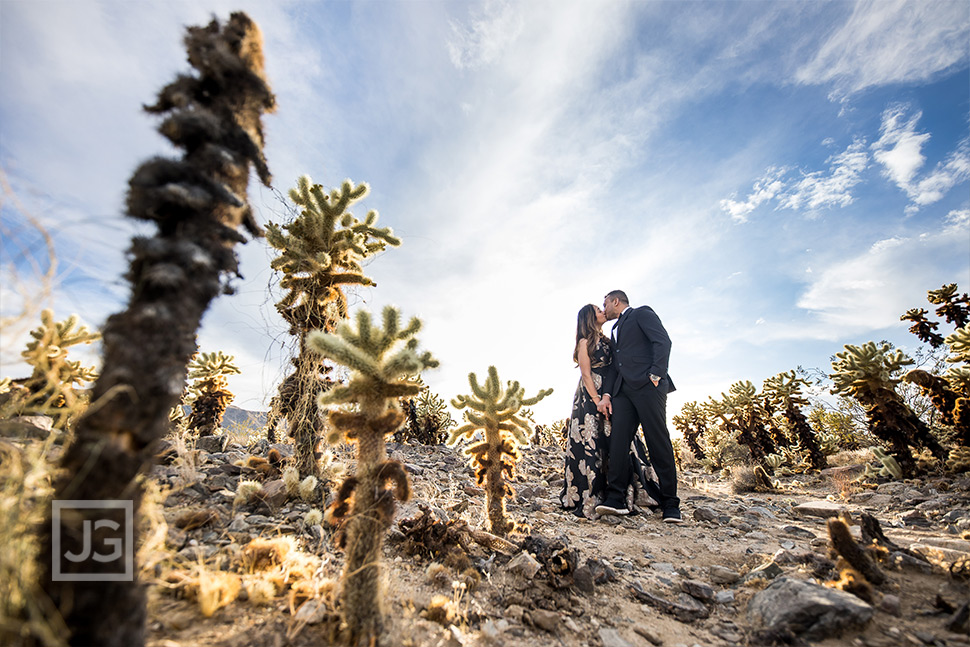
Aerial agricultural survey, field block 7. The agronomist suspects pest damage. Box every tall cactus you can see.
[265,175,400,476]
[447,367,552,536]
[831,341,946,476]
[763,370,827,470]
[183,351,241,436]
[307,306,437,646]
[37,14,274,647]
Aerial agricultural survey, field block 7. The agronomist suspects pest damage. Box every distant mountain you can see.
[222,406,268,432]
[177,405,268,433]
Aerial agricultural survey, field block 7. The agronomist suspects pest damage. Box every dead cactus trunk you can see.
[36,13,274,647]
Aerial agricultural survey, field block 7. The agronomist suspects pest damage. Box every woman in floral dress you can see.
[560,304,661,518]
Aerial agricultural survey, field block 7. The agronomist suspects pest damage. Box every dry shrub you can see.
[137,477,172,579]
[238,537,295,573]
[826,448,874,468]
[0,437,67,647]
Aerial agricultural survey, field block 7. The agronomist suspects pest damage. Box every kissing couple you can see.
[559,290,683,524]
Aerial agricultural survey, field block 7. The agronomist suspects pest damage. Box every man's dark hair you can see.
[605,290,629,304]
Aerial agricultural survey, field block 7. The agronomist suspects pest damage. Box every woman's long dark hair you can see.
[574,304,605,364]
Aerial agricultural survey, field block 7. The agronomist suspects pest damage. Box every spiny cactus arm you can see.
[446,423,480,445]
[306,330,380,380]
[520,387,554,407]
[499,420,531,446]
[946,325,970,363]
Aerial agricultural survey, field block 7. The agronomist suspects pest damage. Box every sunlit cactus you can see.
[307,306,437,646]
[182,351,241,436]
[266,174,400,477]
[762,370,827,470]
[672,401,708,461]
[38,13,275,647]
[831,342,946,475]
[926,283,969,329]
[944,325,970,395]
[447,366,552,536]
[871,446,903,480]
[10,309,101,428]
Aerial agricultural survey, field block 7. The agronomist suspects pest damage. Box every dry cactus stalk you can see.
[266,175,400,476]
[37,13,274,647]
[307,306,437,646]
[447,366,552,536]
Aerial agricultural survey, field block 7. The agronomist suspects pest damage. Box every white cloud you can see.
[872,105,970,210]
[796,0,970,96]
[447,0,524,70]
[778,139,869,211]
[720,139,869,220]
[795,214,970,332]
[719,167,787,223]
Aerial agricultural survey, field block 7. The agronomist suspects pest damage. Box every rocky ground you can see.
[5,415,968,647]
[133,433,970,647]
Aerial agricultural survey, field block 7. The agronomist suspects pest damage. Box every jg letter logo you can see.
[52,500,134,581]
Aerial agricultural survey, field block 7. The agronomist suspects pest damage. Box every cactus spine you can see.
[37,13,274,647]
[266,175,400,476]
[448,367,552,535]
[307,306,437,646]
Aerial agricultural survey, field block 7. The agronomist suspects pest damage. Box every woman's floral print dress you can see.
[560,337,662,518]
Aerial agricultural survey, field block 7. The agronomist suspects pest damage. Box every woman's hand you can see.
[597,393,612,418]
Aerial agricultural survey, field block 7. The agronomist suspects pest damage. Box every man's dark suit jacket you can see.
[603,305,676,395]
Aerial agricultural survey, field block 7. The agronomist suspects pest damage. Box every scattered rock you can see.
[507,551,542,579]
[708,565,741,585]
[631,579,710,621]
[529,608,560,633]
[792,500,846,518]
[681,579,715,603]
[598,627,632,647]
[748,576,874,640]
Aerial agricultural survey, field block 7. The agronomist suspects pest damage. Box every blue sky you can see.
[1,0,968,426]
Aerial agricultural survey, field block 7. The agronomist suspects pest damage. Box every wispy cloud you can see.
[795,210,970,332]
[719,140,869,221]
[796,0,969,97]
[447,0,524,71]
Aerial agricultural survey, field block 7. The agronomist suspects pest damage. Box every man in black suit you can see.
[595,290,682,523]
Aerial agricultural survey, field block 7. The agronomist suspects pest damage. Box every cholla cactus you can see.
[900,308,945,348]
[707,381,775,470]
[398,378,456,444]
[307,306,437,645]
[831,342,946,475]
[871,447,903,479]
[763,371,827,470]
[672,401,708,461]
[12,309,101,428]
[183,351,241,436]
[266,175,400,477]
[447,366,552,536]
[926,283,969,329]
